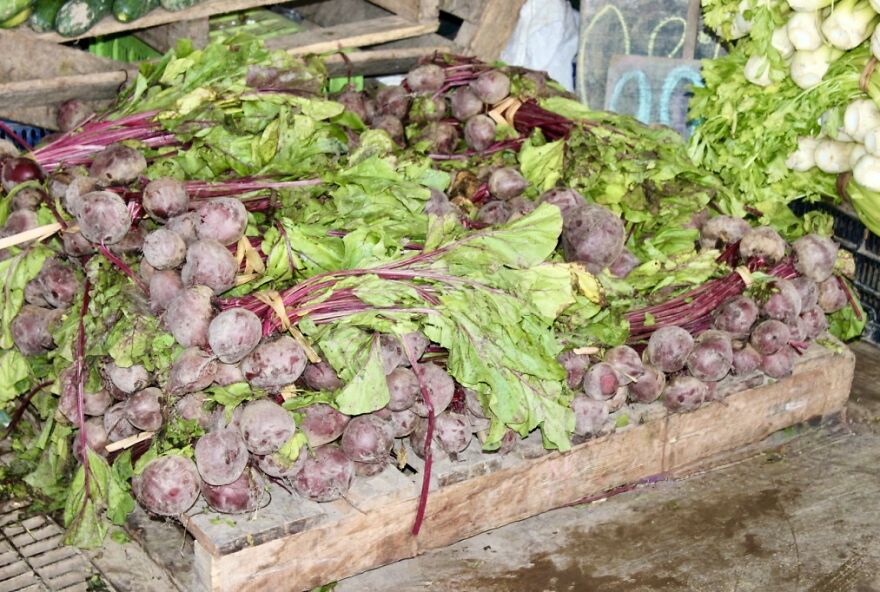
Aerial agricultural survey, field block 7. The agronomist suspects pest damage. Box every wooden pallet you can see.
[130,342,854,592]
[0,0,444,128]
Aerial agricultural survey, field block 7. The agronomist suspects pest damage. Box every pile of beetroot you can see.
[0,43,861,545]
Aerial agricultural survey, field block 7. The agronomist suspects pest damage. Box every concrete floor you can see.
[335,341,880,592]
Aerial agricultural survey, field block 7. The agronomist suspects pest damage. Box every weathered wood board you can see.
[150,342,854,592]
[0,0,442,127]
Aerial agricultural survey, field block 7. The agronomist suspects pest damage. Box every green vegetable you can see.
[1,4,30,26]
[111,0,155,22]
[159,0,198,11]
[29,0,65,32]
[55,0,110,37]
[0,0,30,22]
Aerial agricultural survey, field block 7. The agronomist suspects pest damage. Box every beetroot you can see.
[133,455,200,516]
[700,216,750,249]
[125,387,163,431]
[164,285,214,348]
[750,320,791,356]
[75,191,132,245]
[238,398,296,455]
[645,326,694,373]
[488,167,528,200]
[411,363,455,417]
[561,204,626,272]
[341,415,393,464]
[713,296,759,337]
[181,239,238,295]
[195,198,248,246]
[739,226,786,263]
[470,70,511,104]
[433,412,471,454]
[451,87,484,121]
[604,346,644,384]
[201,467,266,514]
[464,115,496,152]
[387,367,418,411]
[686,330,733,382]
[1,157,44,192]
[406,64,445,93]
[302,361,344,391]
[628,365,665,403]
[208,308,262,364]
[583,362,621,400]
[298,403,350,447]
[89,144,146,185]
[194,428,250,486]
[761,279,802,324]
[293,445,354,502]
[168,348,218,395]
[793,234,838,282]
[571,396,609,437]
[732,344,762,375]
[241,336,308,390]
[761,346,795,379]
[663,376,708,413]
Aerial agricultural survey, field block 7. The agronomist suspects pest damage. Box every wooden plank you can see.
[439,0,484,23]
[0,30,120,82]
[28,0,296,43]
[0,35,449,111]
[266,15,437,55]
[186,343,854,592]
[135,18,211,53]
[323,43,453,77]
[367,0,423,21]
[0,72,130,107]
[182,481,328,556]
[463,0,525,61]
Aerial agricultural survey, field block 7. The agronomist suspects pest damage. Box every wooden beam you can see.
[265,15,437,55]
[134,18,211,53]
[464,0,526,61]
[0,71,130,107]
[27,0,297,43]
[323,44,453,77]
[184,343,853,591]
[0,30,119,82]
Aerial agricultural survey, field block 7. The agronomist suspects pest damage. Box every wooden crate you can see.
[0,0,446,129]
[130,342,854,592]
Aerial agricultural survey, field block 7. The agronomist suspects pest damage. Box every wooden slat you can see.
[369,0,438,21]
[463,0,525,61]
[266,15,437,55]
[323,44,453,76]
[185,343,854,592]
[28,0,297,43]
[438,0,484,22]
[0,72,130,107]
[134,18,211,53]
[0,30,118,82]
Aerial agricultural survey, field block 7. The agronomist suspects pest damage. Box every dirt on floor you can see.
[336,341,880,592]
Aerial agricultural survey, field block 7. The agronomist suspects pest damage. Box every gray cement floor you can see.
[335,341,880,592]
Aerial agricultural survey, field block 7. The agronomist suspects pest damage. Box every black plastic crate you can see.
[0,120,49,150]
[791,200,880,343]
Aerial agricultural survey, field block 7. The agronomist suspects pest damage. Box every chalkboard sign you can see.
[605,55,701,136]
[576,0,724,135]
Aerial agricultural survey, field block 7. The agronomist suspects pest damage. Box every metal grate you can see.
[0,502,111,592]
